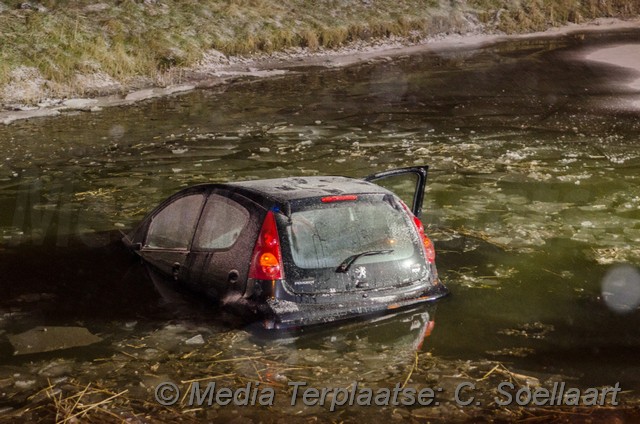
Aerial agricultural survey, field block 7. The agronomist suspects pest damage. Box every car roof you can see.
[216,176,391,203]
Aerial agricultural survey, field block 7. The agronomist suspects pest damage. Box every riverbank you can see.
[0,0,638,124]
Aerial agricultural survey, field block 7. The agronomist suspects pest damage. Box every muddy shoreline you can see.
[1,17,638,125]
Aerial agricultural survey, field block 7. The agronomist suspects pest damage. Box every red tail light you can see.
[249,211,284,280]
[423,233,436,264]
[411,213,436,264]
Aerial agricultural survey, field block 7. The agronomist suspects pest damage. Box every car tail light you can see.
[423,234,436,264]
[390,197,436,266]
[412,215,436,264]
[249,211,284,280]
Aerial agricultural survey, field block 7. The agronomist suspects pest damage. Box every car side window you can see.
[146,194,205,249]
[193,194,249,250]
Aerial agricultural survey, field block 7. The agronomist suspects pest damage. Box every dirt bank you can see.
[0,0,638,109]
[1,16,638,125]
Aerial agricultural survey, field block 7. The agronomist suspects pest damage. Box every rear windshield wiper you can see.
[335,249,394,273]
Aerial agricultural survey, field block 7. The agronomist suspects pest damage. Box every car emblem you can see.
[354,266,367,280]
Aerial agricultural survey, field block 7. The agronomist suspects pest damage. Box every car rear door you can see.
[186,192,256,298]
[364,165,428,217]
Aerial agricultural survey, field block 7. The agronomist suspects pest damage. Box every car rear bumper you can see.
[261,281,449,329]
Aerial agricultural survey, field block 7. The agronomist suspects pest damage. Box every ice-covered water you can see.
[1,27,640,420]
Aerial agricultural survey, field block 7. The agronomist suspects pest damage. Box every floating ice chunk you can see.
[8,326,102,355]
[14,380,36,389]
[504,151,529,161]
[185,334,205,345]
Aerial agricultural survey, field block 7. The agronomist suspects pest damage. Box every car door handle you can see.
[172,262,181,280]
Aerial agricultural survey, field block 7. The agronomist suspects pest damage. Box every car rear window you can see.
[285,199,418,269]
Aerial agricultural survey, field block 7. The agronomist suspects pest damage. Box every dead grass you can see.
[2,379,194,423]
[0,0,637,103]
[469,0,639,33]
[2,360,639,423]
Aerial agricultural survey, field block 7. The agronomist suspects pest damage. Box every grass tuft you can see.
[0,0,637,103]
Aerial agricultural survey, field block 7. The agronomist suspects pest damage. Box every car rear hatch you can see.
[278,193,432,296]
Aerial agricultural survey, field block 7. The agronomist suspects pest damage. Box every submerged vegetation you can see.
[0,0,637,103]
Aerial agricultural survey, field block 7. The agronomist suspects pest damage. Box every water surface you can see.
[1,27,640,420]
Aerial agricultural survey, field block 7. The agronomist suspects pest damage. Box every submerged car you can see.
[123,166,448,328]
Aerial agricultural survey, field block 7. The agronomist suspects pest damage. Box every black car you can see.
[123,166,448,328]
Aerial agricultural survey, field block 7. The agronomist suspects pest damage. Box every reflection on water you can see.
[1,27,640,418]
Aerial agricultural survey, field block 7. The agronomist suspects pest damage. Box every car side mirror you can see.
[131,242,142,251]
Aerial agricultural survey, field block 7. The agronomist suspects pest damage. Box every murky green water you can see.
[1,28,640,420]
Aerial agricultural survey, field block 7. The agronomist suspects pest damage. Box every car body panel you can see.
[264,282,448,329]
